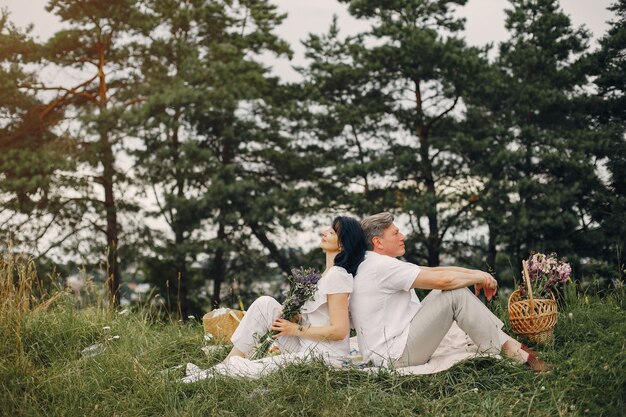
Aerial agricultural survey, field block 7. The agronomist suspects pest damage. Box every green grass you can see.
[1,286,625,416]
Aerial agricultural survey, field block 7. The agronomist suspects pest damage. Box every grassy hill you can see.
[1,256,624,416]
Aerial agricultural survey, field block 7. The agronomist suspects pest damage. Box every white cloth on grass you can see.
[183,351,344,381]
[182,322,507,382]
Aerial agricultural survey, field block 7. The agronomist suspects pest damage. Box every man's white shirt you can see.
[350,251,422,366]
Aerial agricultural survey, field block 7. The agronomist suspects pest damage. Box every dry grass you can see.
[0,243,38,315]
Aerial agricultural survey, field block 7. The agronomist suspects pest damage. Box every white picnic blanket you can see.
[183,351,345,382]
[182,322,495,382]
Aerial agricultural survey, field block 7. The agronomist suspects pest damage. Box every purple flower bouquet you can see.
[249,267,321,360]
[524,252,572,298]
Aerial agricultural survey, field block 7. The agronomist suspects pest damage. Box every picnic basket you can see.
[508,260,558,344]
[202,308,245,342]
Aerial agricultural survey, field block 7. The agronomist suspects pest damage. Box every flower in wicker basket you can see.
[508,252,572,344]
[524,252,572,297]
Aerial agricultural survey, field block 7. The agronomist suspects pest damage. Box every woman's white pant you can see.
[230,296,301,355]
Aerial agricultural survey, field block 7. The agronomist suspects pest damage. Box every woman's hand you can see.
[271,318,299,338]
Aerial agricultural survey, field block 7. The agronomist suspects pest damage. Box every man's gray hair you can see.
[361,212,394,250]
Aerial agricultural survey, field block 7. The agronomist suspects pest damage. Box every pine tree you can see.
[0,12,84,255]
[187,0,300,308]
[131,0,298,313]
[323,0,487,266]
[467,0,599,279]
[40,0,143,306]
[584,0,626,280]
[297,18,397,217]
[457,58,516,274]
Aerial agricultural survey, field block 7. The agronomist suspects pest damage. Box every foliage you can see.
[0,0,624,316]
[0,14,84,256]
[128,0,306,315]
[295,18,396,217]
[582,0,626,283]
[460,0,608,286]
[303,0,489,266]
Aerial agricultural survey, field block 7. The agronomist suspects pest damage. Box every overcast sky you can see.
[0,0,618,82]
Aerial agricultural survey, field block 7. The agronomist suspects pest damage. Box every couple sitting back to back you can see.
[225,212,549,373]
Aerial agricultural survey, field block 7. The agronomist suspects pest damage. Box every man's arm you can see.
[430,265,480,274]
[411,266,497,294]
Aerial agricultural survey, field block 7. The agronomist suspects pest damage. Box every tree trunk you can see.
[97,43,121,308]
[103,131,121,308]
[415,80,440,266]
[175,229,189,319]
[515,242,524,287]
[486,225,498,273]
[210,115,236,309]
[211,222,227,308]
[171,113,189,319]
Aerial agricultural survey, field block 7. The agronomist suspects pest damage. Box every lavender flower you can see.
[294,267,322,285]
[250,267,322,360]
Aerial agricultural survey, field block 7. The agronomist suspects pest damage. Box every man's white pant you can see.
[395,288,506,367]
[230,296,301,355]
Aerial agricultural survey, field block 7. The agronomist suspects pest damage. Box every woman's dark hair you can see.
[332,216,367,276]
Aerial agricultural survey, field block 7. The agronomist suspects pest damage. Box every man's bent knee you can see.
[445,288,471,299]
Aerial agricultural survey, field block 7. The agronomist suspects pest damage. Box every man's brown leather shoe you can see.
[521,345,552,372]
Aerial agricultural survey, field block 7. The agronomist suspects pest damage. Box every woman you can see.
[183,216,366,381]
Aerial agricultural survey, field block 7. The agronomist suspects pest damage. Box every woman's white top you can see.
[299,265,353,358]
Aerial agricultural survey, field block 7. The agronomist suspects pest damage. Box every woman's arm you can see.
[270,293,350,342]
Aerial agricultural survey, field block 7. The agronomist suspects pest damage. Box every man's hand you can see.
[474,272,498,301]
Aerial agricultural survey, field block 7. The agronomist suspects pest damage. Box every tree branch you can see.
[248,221,292,276]
[439,201,474,242]
[37,223,93,258]
[151,183,174,229]
[426,96,460,133]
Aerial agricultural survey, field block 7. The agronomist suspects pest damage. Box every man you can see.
[350,212,549,371]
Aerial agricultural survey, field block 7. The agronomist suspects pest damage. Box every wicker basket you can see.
[508,260,558,344]
[202,308,245,342]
